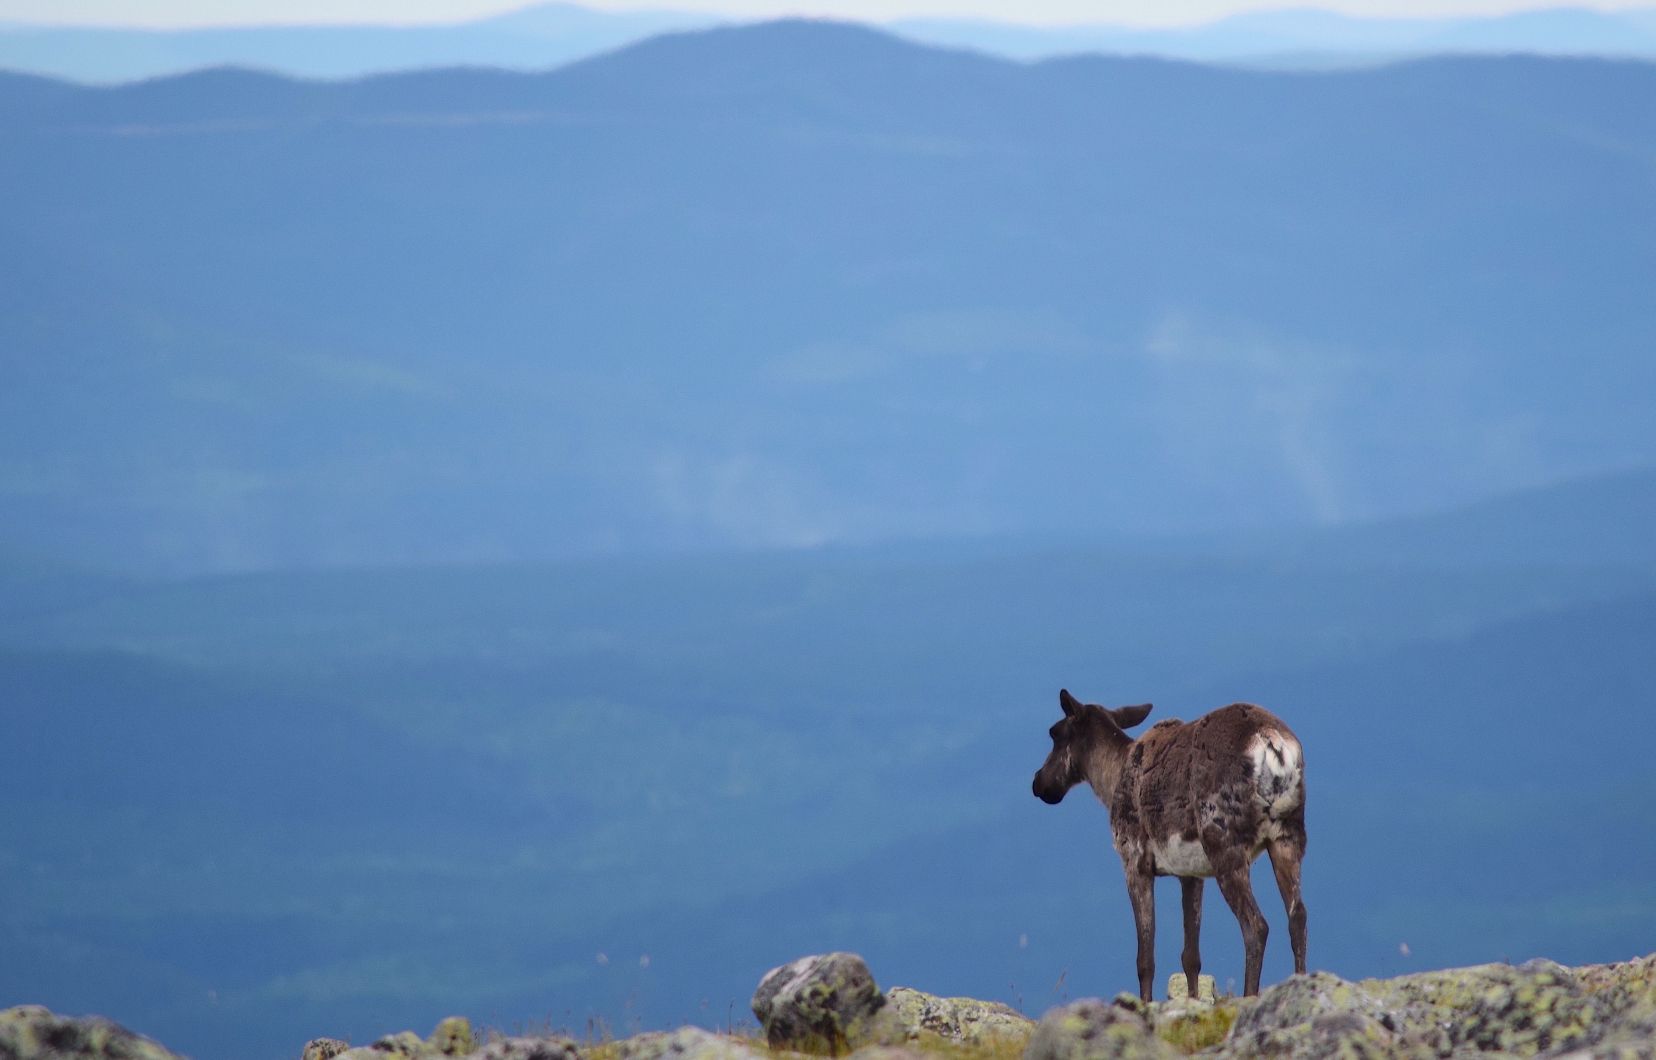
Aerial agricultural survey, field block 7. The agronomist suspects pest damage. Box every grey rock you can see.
[752,953,887,1053]
[608,1028,766,1060]
[338,1030,432,1060]
[303,1040,352,1060]
[1365,961,1614,1056]
[1164,974,1216,1004]
[1550,1041,1656,1060]
[1224,1009,1402,1060]
[0,1005,185,1060]
[429,1018,475,1056]
[1024,995,1181,1060]
[1229,972,1394,1037]
[473,1037,582,1060]
[845,1048,927,1060]
[1577,954,1656,1015]
[883,986,1034,1045]
[1218,972,1411,1060]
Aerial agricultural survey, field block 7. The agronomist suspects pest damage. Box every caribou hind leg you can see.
[1268,826,1308,975]
[1206,838,1269,996]
[1179,876,1204,1001]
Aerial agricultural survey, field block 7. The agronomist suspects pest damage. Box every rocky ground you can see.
[4,950,1654,1060]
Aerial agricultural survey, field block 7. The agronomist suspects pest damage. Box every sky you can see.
[2,0,1653,29]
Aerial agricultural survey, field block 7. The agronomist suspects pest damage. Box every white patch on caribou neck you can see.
[1152,834,1214,878]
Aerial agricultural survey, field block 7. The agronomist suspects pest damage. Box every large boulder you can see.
[1228,971,1394,1036]
[1214,971,1410,1060]
[1364,959,1619,1056]
[882,987,1033,1046]
[1024,996,1181,1060]
[303,1040,352,1060]
[1551,1039,1656,1060]
[1227,972,1394,1028]
[1576,954,1656,1021]
[752,953,888,1053]
[0,1005,185,1060]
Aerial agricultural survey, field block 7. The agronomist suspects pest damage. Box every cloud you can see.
[1144,310,1354,524]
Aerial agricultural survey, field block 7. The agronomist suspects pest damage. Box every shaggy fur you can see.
[1032,689,1308,1000]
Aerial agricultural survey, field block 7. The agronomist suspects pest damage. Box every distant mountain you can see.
[0,2,720,83]
[7,4,1656,85]
[6,480,1656,1059]
[892,7,1656,66]
[1242,464,1656,568]
[4,23,1656,573]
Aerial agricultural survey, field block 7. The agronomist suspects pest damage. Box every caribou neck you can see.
[1082,730,1134,810]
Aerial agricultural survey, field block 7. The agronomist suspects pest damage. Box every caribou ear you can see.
[1059,689,1082,717]
[1111,703,1153,729]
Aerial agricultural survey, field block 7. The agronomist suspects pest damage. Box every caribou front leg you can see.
[1122,849,1157,1002]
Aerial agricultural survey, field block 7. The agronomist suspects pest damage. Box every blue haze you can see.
[2,21,1655,1060]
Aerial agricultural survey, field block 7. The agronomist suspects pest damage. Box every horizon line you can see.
[3,0,1655,33]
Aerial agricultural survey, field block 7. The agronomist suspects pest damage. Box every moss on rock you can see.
[1150,1001,1237,1054]
[430,1017,476,1056]
[0,1004,185,1060]
[752,953,888,1054]
[883,987,1034,1047]
[1024,995,1182,1060]
[1364,960,1612,1056]
[474,1035,583,1060]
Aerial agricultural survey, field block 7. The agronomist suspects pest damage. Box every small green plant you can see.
[1154,1003,1238,1054]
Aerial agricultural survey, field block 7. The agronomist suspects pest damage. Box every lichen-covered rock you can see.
[752,953,887,1053]
[304,1039,352,1060]
[883,986,1034,1045]
[1217,972,1408,1060]
[1148,999,1239,1054]
[338,1030,431,1059]
[473,1036,581,1060]
[0,1005,186,1060]
[1226,1009,1404,1060]
[1551,1037,1656,1060]
[1024,995,1182,1060]
[608,1028,766,1060]
[845,1047,928,1060]
[1164,974,1216,1004]
[1230,971,1394,1037]
[1365,960,1615,1056]
[429,1017,475,1056]
[1578,955,1656,1012]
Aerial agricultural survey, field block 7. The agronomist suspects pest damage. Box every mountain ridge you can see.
[5,24,1656,572]
[6,3,1656,84]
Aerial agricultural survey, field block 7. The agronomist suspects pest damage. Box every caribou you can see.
[1032,689,1307,1001]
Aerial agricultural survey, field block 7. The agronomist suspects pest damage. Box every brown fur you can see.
[1032,689,1308,1001]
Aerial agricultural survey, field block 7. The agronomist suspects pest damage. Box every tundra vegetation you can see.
[7,949,1656,1060]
